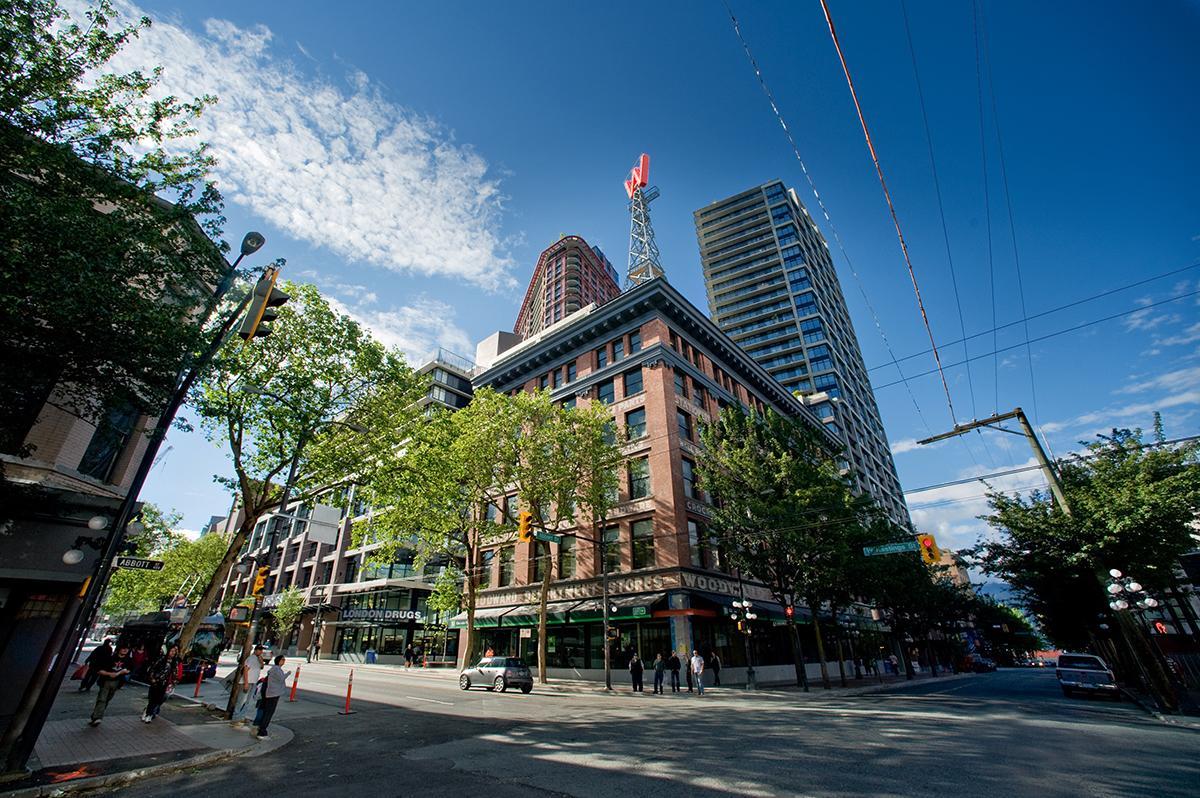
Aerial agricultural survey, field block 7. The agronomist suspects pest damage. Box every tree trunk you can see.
[463,544,479,669]
[812,615,831,689]
[786,617,809,692]
[537,541,552,684]
[178,512,257,655]
[835,636,848,688]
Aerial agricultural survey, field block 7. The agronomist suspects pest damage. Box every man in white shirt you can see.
[690,649,706,696]
[234,645,266,722]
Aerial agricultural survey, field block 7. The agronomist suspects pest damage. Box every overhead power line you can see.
[718,0,936,441]
[817,0,958,423]
[902,433,1200,495]
[900,0,993,470]
[867,261,1200,373]
[872,288,1200,391]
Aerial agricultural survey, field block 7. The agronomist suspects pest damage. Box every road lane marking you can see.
[406,695,454,705]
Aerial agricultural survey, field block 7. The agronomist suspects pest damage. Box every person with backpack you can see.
[255,655,292,739]
[88,644,131,726]
[142,644,182,722]
[78,639,112,692]
[233,645,266,723]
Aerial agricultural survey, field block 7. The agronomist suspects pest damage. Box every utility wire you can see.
[900,0,993,469]
[867,260,1200,372]
[902,434,1200,495]
[872,289,1200,390]
[718,0,935,440]
[979,1,1048,455]
[973,0,1000,418]
[817,0,958,423]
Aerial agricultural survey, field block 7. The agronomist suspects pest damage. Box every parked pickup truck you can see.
[1055,652,1119,699]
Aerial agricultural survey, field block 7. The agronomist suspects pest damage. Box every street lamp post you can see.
[1,233,266,776]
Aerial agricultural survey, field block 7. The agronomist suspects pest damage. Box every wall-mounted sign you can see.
[114,556,164,571]
[340,607,424,623]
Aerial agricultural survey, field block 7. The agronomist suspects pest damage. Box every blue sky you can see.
[96,0,1199,552]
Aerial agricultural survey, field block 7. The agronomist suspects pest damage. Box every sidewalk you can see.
[1,665,292,798]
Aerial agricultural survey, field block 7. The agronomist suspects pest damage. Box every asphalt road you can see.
[105,666,1198,798]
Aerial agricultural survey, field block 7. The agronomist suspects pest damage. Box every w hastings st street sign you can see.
[863,541,921,557]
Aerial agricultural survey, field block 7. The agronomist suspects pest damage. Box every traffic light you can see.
[517,510,534,543]
[252,566,269,596]
[918,533,941,566]
[238,267,290,341]
[785,605,795,619]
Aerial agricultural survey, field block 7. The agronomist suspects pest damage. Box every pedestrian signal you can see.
[917,534,941,566]
[252,566,270,596]
[517,510,534,543]
[785,605,795,619]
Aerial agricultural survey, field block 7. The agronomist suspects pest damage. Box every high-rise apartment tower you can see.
[695,181,910,525]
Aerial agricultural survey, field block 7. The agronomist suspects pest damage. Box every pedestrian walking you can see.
[130,643,148,679]
[711,652,722,686]
[668,651,681,693]
[78,639,113,692]
[234,645,266,722]
[142,644,182,722]
[652,653,666,694]
[888,653,899,675]
[404,644,415,669]
[88,644,131,726]
[255,655,291,739]
[690,649,706,696]
[629,653,644,693]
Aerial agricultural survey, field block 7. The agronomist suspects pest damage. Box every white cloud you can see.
[905,457,1048,552]
[1155,322,1200,348]
[1039,390,1200,434]
[327,295,473,364]
[91,1,515,290]
[890,438,923,455]
[1119,365,1200,395]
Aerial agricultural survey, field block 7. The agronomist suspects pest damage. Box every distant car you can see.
[459,656,534,694]
[970,656,997,673]
[1056,652,1119,699]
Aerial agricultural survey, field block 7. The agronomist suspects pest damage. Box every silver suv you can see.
[459,656,534,694]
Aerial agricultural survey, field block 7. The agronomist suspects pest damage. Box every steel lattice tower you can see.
[624,153,664,288]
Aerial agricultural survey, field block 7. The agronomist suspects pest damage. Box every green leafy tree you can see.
[696,407,862,689]
[270,587,306,649]
[0,0,228,453]
[973,423,1200,646]
[102,513,228,620]
[427,564,463,619]
[176,282,425,653]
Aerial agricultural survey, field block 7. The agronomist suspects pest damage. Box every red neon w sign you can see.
[624,153,650,199]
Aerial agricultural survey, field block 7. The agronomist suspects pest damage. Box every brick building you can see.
[458,276,863,683]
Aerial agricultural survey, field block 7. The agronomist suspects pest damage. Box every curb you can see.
[0,724,294,798]
[1120,688,1200,732]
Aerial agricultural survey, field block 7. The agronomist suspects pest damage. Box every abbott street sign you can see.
[113,556,165,570]
[863,541,920,557]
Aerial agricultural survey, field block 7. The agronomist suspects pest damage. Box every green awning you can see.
[569,593,666,622]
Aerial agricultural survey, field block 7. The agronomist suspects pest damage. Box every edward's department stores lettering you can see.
[340,608,424,623]
[475,570,776,608]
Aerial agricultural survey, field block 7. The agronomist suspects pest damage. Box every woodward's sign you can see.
[475,569,775,608]
[340,608,423,623]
